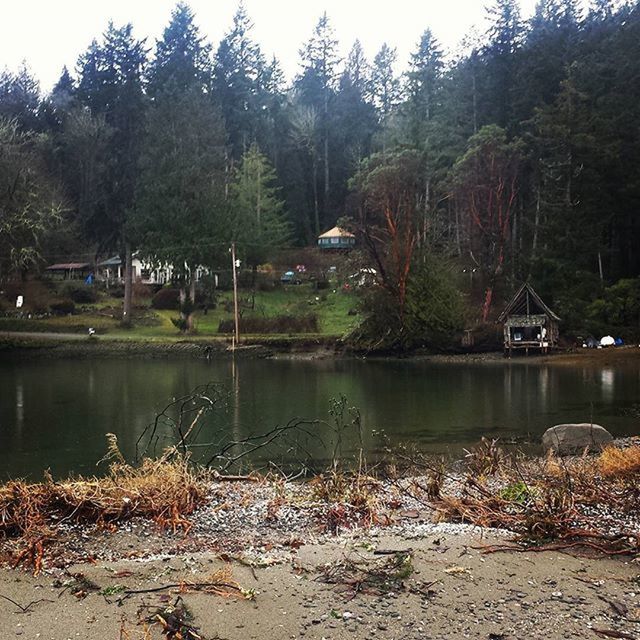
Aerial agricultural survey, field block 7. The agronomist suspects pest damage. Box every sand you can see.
[1,523,639,640]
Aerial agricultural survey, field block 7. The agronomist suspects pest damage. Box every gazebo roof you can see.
[318,226,355,239]
[497,282,560,322]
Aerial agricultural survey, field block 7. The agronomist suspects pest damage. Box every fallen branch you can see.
[0,593,53,613]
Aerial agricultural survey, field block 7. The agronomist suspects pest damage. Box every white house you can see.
[98,254,214,286]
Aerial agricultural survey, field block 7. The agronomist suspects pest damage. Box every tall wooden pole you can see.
[231,242,240,350]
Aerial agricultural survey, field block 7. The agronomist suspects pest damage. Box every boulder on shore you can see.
[542,423,613,455]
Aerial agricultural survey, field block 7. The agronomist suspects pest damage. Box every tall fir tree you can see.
[0,63,42,132]
[230,144,290,272]
[370,44,400,121]
[296,13,341,229]
[214,3,269,159]
[137,3,227,332]
[484,0,525,129]
[404,30,448,245]
[75,22,147,325]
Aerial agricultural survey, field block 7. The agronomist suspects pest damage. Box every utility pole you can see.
[231,242,240,350]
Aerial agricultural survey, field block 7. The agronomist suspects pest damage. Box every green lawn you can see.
[0,283,361,340]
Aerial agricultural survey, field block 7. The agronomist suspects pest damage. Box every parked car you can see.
[280,270,303,285]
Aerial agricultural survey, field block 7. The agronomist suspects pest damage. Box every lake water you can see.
[1,356,639,479]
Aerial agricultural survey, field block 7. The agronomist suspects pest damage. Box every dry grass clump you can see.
[430,441,640,555]
[0,436,210,574]
[599,445,640,479]
[310,468,381,532]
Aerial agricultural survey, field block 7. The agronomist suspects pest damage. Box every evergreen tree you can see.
[230,144,290,271]
[514,0,581,119]
[296,13,341,227]
[75,21,147,325]
[333,42,377,205]
[0,63,42,131]
[47,67,76,126]
[403,30,450,245]
[260,55,288,169]
[406,30,444,129]
[344,40,370,96]
[148,2,211,98]
[137,3,227,332]
[484,0,525,129]
[370,43,400,121]
[214,2,269,159]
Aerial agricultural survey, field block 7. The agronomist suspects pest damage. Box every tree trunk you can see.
[323,88,330,228]
[188,268,197,333]
[597,251,604,283]
[323,133,329,226]
[472,60,478,135]
[122,242,133,328]
[312,155,320,236]
[423,174,431,247]
[454,202,462,256]
[482,286,493,323]
[531,183,541,266]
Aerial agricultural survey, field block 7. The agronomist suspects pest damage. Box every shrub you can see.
[586,278,640,338]
[218,313,319,334]
[152,287,208,311]
[133,281,153,300]
[151,288,180,310]
[499,481,536,504]
[2,279,53,314]
[50,299,76,315]
[469,323,503,351]
[258,279,278,292]
[61,284,98,304]
[349,256,464,351]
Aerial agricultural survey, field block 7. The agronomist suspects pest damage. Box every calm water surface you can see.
[1,356,639,478]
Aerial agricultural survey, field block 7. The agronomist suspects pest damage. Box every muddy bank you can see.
[0,332,340,360]
[2,330,637,364]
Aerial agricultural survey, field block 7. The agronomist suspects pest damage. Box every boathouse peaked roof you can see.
[497,282,560,323]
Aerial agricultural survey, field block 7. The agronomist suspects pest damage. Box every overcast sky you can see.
[2,0,546,92]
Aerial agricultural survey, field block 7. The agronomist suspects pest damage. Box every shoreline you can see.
[2,448,640,639]
[2,330,638,364]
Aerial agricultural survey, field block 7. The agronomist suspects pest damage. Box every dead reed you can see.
[432,443,640,555]
[0,436,209,574]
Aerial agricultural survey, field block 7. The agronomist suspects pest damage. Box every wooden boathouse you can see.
[498,283,560,356]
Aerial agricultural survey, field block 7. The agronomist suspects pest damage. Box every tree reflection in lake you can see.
[0,357,638,479]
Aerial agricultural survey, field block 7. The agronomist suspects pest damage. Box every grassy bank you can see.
[0,283,359,341]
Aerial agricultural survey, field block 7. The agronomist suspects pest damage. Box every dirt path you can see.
[1,527,639,640]
[0,330,90,341]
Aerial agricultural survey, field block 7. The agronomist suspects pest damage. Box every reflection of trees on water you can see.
[1,358,639,478]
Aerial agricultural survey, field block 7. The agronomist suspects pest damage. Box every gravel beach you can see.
[1,470,639,640]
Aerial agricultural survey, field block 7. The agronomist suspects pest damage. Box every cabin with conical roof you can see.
[497,283,560,355]
[317,226,356,251]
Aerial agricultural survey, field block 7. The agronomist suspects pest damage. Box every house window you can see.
[331,237,339,244]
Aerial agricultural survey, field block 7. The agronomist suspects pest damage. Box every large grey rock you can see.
[542,423,613,455]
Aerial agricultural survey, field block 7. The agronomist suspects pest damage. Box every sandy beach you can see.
[1,469,640,640]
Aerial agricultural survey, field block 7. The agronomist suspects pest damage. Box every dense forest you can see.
[1,0,639,345]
